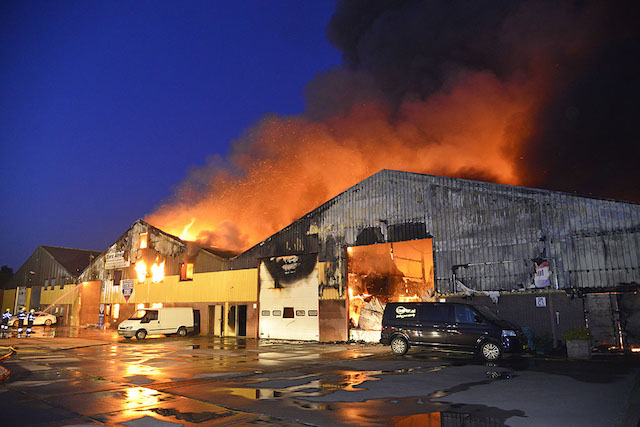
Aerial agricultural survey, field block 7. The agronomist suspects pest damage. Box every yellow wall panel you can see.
[100,269,258,304]
[1,289,16,310]
[40,285,80,305]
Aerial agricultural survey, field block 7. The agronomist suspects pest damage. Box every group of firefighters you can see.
[1,307,37,337]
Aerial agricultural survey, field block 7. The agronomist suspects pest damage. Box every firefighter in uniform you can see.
[1,308,11,336]
[17,307,26,336]
[27,309,36,337]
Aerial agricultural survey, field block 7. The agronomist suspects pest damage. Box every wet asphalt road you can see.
[0,327,639,426]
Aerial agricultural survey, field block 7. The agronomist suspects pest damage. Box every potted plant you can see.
[563,327,592,359]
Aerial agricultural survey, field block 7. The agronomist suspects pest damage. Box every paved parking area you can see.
[0,328,639,426]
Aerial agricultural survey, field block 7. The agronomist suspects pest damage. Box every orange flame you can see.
[135,260,147,283]
[179,218,196,241]
[147,72,542,252]
[151,260,165,283]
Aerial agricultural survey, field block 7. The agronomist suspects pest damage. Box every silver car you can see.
[10,311,57,327]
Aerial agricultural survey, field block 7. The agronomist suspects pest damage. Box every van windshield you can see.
[475,306,500,321]
[129,310,147,320]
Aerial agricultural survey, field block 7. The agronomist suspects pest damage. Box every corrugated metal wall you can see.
[7,247,77,289]
[232,169,640,294]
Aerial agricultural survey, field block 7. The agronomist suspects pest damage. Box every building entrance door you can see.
[237,305,247,337]
[208,305,224,336]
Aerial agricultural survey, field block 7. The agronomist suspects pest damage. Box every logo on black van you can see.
[395,306,417,319]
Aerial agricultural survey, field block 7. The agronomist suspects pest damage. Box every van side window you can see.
[454,306,479,324]
[142,310,159,323]
[420,305,450,323]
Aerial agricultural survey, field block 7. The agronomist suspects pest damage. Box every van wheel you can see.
[13,320,19,327]
[177,327,187,337]
[135,329,147,340]
[45,319,52,326]
[480,341,502,361]
[391,336,409,355]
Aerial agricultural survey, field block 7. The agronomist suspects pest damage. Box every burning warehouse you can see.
[4,170,639,351]
[79,220,258,337]
[230,169,640,349]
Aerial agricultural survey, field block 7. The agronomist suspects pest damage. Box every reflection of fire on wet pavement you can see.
[1,336,638,426]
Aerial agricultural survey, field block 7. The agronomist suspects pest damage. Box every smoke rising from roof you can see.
[148,0,640,252]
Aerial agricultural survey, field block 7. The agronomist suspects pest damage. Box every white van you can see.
[118,307,194,340]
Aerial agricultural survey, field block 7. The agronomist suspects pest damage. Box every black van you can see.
[380,302,524,361]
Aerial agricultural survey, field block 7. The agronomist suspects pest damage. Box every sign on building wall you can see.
[122,279,134,302]
[98,304,104,328]
[536,296,547,307]
[105,251,130,269]
[534,260,551,288]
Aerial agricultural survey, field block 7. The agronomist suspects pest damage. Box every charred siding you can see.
[232,170,640,293]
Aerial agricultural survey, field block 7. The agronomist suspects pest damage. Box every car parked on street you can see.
[10,311,57,327]
[380,302,524,361]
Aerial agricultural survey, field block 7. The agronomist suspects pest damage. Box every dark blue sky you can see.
[0,1,340,269]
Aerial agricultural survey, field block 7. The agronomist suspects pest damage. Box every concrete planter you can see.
[566,340,591,359]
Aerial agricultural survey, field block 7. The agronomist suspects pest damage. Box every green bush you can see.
[563,327,591,341]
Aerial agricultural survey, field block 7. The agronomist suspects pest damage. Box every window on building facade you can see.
[59,278,64,290]
[180,263,194,281]
[296,310,305,316]
[44,279,49,290]
[139,232,148,249]
[51,278,56,289]
[261,310,270,316]
[114,270,122,286]
[283,307,294,318]
[308,310,318,316]
[112,304,120,319]
[272,310,282,317]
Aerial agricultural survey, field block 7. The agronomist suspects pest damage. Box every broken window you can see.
[180,263,194,281]
[114,270,122,286]
[283,307,294,318]
[139,232,148,249]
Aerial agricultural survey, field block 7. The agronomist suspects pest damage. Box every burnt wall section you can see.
[231,169,640,294]
[319,299,348,341]
[80,220,229,284]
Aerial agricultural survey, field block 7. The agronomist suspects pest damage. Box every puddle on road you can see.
[392,410,521,426]
[216,365,527,425]
[285,397,525,426]
[150,407,237,423]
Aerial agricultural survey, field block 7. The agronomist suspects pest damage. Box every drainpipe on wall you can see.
[548,291,558,348]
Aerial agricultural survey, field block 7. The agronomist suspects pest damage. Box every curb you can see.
[0,346,16,382]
